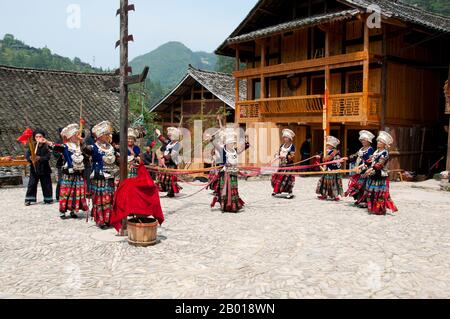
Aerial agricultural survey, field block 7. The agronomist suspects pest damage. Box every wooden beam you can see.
[323,28,330,156]
[362,16,370,125]
[257,7,278,18]
[235,44,240,71]
[260,42,266,99]
[233,51,368,78]
[380,25,387,130]
[125,66,149,85]
[447,68,450,171]
[235,79,240,123]
[119,0,129,183]
[447,117,450,171]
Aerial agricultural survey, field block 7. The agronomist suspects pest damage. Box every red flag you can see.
[17,128,34,145]
[80,118,86,126]
[111,164,165,232]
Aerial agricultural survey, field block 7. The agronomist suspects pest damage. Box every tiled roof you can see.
[226,9,361,44]
[343,0,450,33]
[0,65,120,156]
[151,65,246,112]
[216,0,450,55]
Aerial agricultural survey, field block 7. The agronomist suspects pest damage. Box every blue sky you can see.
[0,0,257,69]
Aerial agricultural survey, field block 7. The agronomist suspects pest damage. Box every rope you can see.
[176,175,214,187]
[173,175,218,199]
[146,160,343,177]
[146,165,223,174]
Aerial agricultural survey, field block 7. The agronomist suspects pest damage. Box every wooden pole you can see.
[235,44,240,123]
[380,24,387,130]
[118,0,130,236]
[119,0,129,183]
[323,28,330,156]
[446,67,450,171]
[447,116,450,171]
[260,41,266,100]
[362,16,370,125]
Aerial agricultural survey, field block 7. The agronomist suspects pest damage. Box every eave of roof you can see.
[0,64,116,77]
[216,0,450,56]
[340,0,450,33]
[150,66,246,112]
[226,9,361,45]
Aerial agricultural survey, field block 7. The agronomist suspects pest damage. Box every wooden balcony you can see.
[236,93,382,124]
[233,51,374,79]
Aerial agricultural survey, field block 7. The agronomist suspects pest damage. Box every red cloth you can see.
[17,128,33,145]
[111,164,164,232]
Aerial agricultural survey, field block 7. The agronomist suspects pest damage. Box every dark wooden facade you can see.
[216,0,450,171]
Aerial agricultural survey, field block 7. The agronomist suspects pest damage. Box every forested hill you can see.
[130,41,218,89]
[0,34,103,73]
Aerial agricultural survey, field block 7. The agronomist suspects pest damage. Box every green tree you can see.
[215,55,234,74]
[403,0,450,16]
[0,34,103,72]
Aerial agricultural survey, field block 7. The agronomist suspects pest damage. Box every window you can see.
[311,76,325,94]
[346,72,363,93]
[253,79,261,100]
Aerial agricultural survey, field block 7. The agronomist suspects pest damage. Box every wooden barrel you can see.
[127,217,158,247]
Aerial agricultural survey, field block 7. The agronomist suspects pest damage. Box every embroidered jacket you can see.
[86,142,118,179]
[50,142,85,173]
[127,145,141,166]
[348,146,374,171]
[277,144,296,166]
[369,149,390,178]
[159,135,181,167]
[323,148,341,171]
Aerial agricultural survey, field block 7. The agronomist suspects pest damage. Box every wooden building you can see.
[0,65,120,157]
[151,65,246,128]
[150,66,246,168]
[216,0,450,171]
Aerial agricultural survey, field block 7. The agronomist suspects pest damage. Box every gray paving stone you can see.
[0,177,449,298]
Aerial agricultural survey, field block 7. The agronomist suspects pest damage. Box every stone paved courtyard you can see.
[0,177,449,299]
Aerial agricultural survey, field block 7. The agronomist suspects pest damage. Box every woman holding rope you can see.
[42,124,89,220]
[127,127,141,178]
[86,121,119,230]
[211,126,250,213]
[357,131,398,215]
[156,127,183,198]
[342,130,375,206]
[316,136,345,201]
[271,129,296,199]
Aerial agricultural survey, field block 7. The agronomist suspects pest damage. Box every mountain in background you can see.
[0,34,103,73]
[130,41,234,105]
[130,41,218,89]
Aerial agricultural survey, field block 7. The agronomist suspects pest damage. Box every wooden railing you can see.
[233,51,369,78]
[259,95,324,114]
[329,93,363,121]
[237,101,261,122]
[237,93,381,123]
